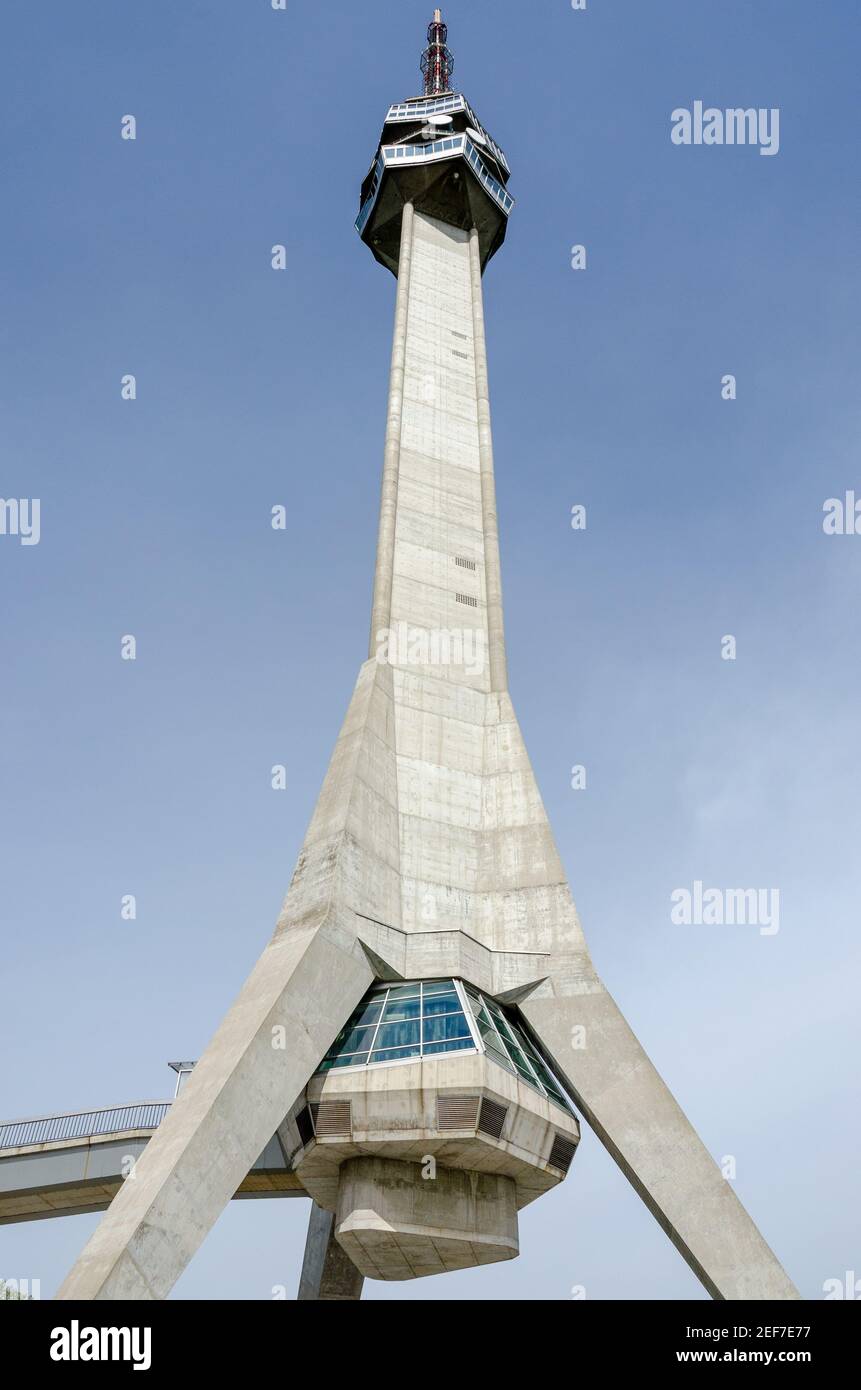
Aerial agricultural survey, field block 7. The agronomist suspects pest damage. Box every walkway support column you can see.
[298,1201,364,1301]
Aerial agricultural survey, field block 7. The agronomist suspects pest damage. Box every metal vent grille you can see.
[454,556,477,571]
[451,330,469,340]
[548,1132,578,1174]
[310,1100,352,1138]
[451,349,469,360]
[295,1106,314,1147]
[437,1095,480,1131]
[455,592,478,607]
[477,1097,508,1141]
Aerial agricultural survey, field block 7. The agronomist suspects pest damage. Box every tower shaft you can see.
[370,204,507,691]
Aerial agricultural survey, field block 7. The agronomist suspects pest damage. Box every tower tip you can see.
[421,9,454,97]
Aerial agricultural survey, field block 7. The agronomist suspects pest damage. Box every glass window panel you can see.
[534,1064,569,1106]
[509,1022,535,1054]
[327,1027,349,1052]
[333,1023,377,1054]
[506,1046,537,1080]
[514,1027,556,1079]
[370,1044,420,1063]
[477,1017,503,1045]
[512,1060,537,1082]
[382,996,421,1023]
[521,1037,549,1068]
[327,1023,356,1052]
[315,980,574,1113]
[545,1087,570,1108]
[485,1049,516,1076]
[423,1038,476,1056]
[497,1034,521,1061]
[488,1020,512,1049]
[423,1012,470,1044]
[349,1001,383,1029]
[529,1052,555,1080]
[480,1028,515,1069]
[330,1052,369,1069]
[494,1014,519,1043]
[373,1020,420,1050]
[528,1058,556,1089]
[421,991,460,1016]
[544,1075,569,1101]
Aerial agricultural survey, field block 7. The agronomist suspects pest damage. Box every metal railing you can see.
[356,135,514,238]
[463,139,514,213]
[384,94,510,177]
[356,151,385,236]
[387,93,466,122]
[0,1102,172,1152]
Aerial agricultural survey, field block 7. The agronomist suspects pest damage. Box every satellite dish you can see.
[466,125,486,146]
[428,113,453,127]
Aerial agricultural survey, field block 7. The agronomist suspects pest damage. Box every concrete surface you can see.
[298,1201,364,1301]
[335,1156,518,1280]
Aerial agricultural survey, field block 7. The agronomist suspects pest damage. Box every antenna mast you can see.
[421,9,454,96]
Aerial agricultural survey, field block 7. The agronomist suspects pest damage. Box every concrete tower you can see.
[58,13,798,1301]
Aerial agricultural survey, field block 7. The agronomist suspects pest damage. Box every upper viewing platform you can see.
[356,13,514,276]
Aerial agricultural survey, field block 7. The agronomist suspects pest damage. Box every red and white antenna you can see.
[421,9,454,96]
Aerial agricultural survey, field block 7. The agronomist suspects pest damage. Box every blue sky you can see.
[1,0,859,1300]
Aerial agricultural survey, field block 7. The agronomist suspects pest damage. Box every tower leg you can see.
[55,926,372,1300]
[298,1201,364,1301]
[57,660,400,1300]
[521,985,800,1300]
